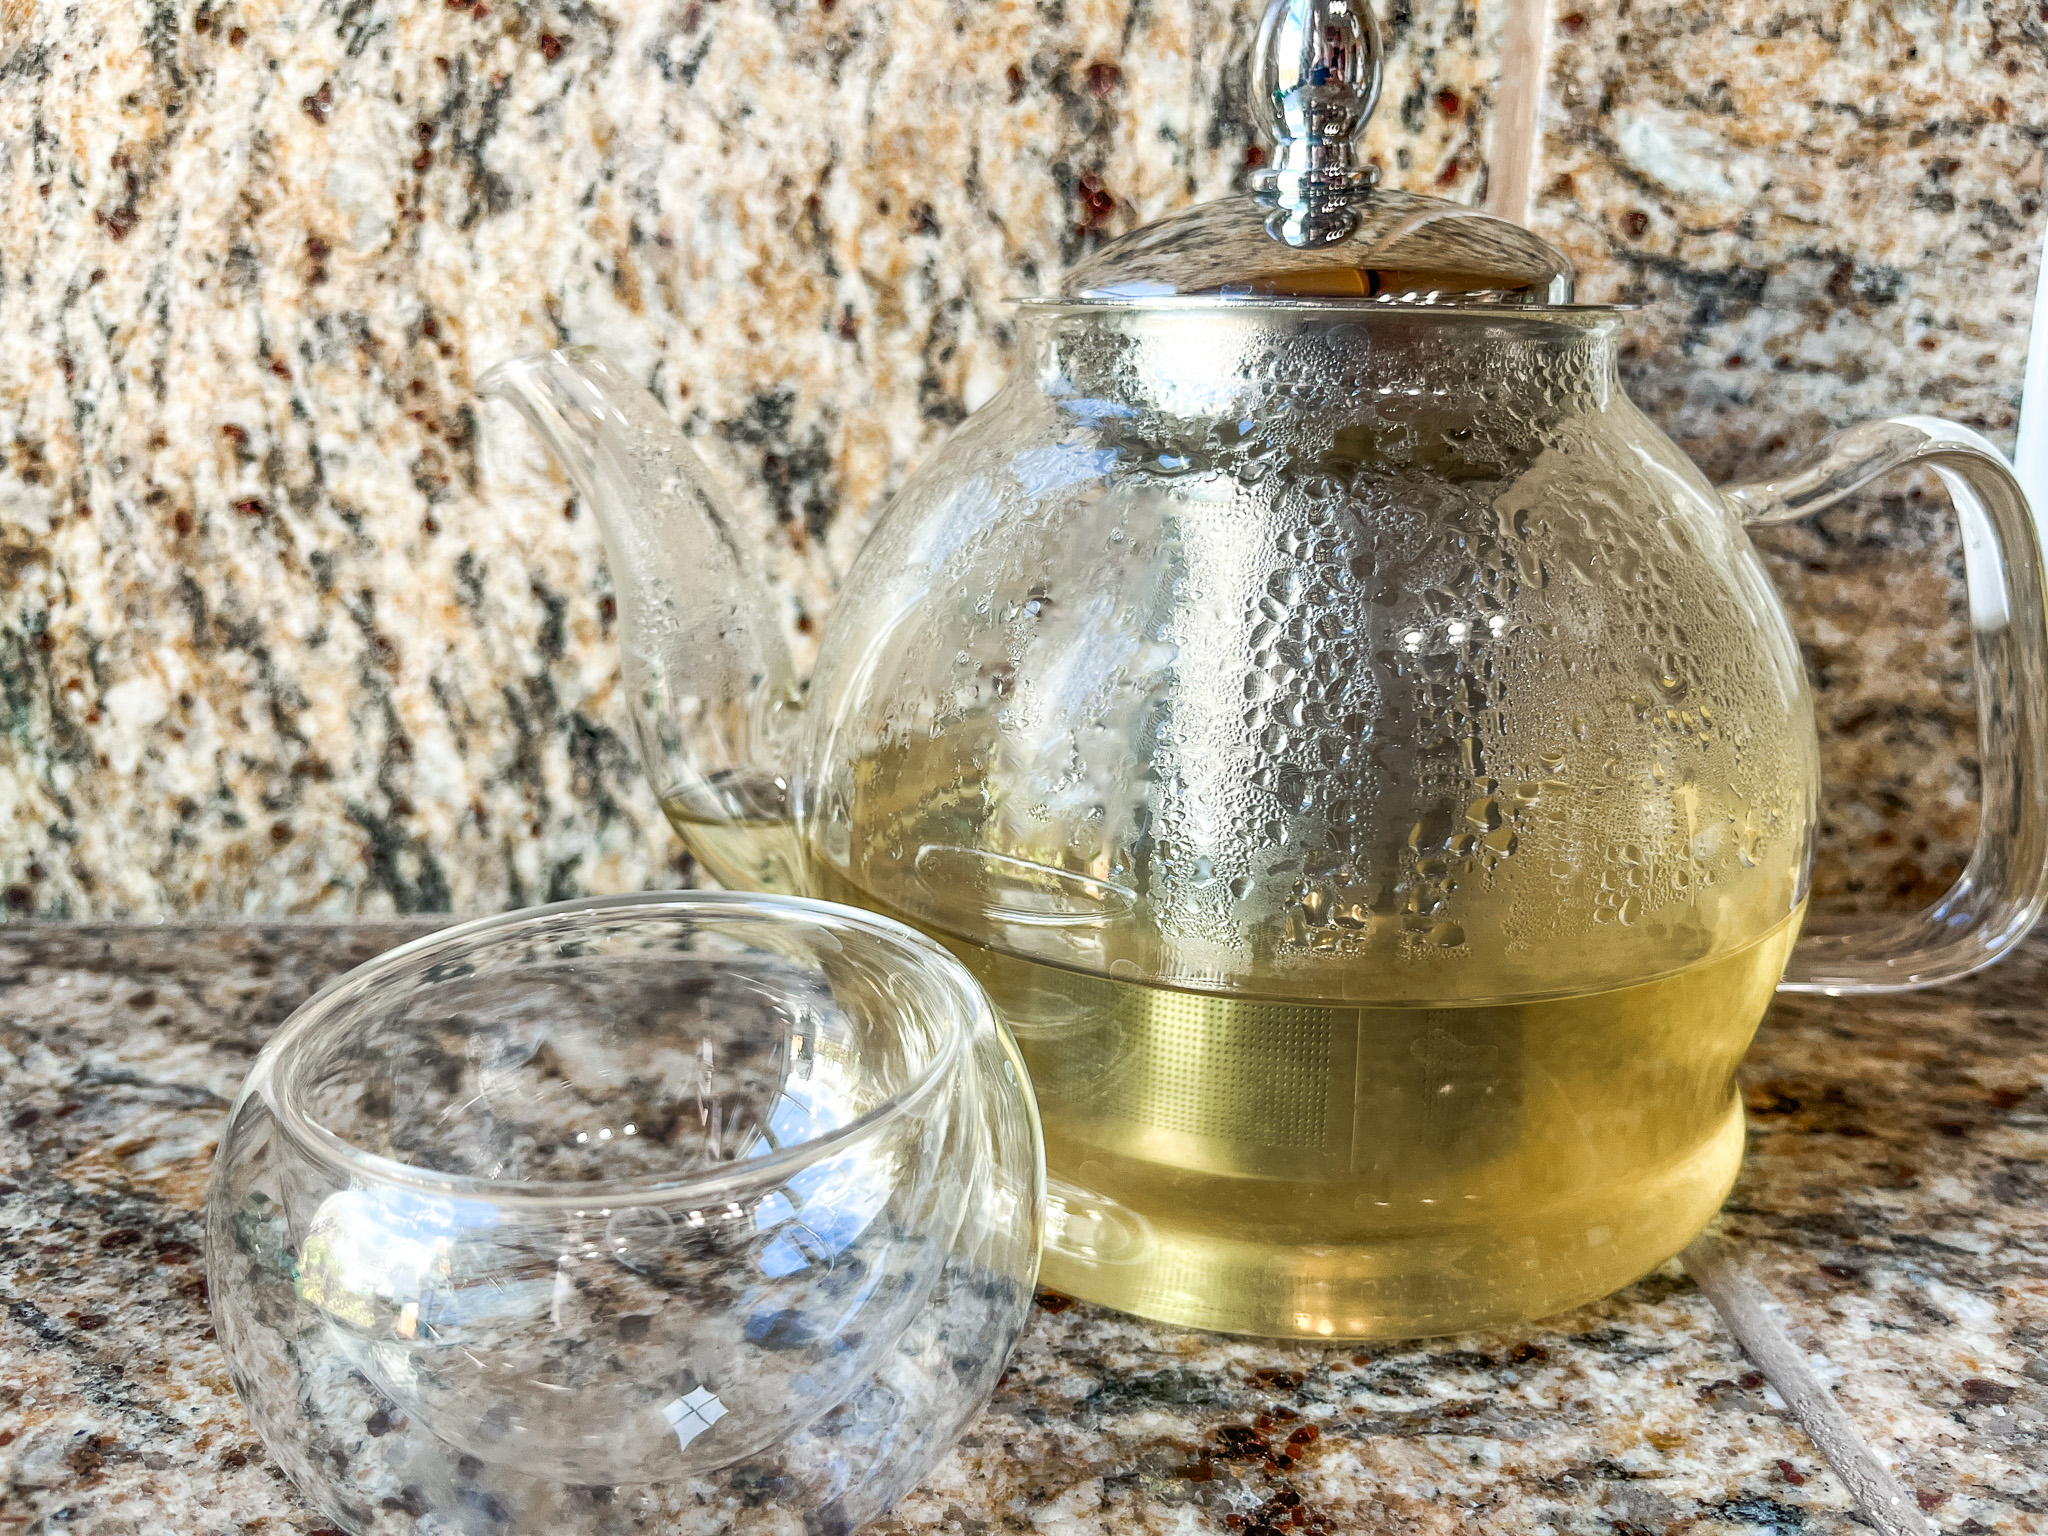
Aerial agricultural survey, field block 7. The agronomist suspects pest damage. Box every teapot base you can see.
[1037,1097,1744,1340]
[1003,907,1803,1341]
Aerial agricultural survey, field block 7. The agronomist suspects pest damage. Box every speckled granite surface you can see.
[3,922,2044,1532]
[1531,0,2048,908]
[0,0,1500,918]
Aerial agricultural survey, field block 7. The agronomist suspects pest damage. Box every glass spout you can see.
[478,348,804,892]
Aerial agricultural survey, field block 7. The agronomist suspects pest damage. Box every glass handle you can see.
[1725,416,2048,994]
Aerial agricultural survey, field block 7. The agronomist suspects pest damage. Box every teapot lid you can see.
[1059,0,1576,306]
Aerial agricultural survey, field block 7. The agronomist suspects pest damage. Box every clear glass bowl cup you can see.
[204,894,1044,1535]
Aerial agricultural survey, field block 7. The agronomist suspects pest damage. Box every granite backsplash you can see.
[1534,0,2048,906]
[0,0,2042,918]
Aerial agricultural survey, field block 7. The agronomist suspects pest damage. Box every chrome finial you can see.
[1250,0,1383,247]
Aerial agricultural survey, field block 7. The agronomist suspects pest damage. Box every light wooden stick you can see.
[1485,0,1551,222]
[1682,1233,1931,1536]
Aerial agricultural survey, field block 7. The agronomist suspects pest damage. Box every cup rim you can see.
[255,891,990,1211]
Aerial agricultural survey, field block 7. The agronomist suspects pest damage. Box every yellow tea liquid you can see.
[942,913,1797,1336]
[665,722,1806,1339]
[661,805,805,898]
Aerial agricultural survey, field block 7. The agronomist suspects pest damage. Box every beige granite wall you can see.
[0,0,1502,916]
[1534,0,2048,907]
[0,0,2040,918]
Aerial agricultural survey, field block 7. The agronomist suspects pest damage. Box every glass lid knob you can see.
[1250,0,1384,248]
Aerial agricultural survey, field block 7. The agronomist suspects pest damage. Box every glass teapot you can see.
[482,0,2048,1340]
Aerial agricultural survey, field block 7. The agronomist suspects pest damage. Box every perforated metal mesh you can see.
[1108,987,1339,1150]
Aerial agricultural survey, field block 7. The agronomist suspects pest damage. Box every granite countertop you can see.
[2,922,2044,1534]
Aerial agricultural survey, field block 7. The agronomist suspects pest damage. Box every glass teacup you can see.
[205,893,1043,1534]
